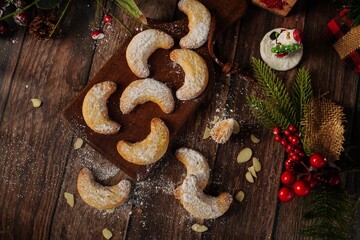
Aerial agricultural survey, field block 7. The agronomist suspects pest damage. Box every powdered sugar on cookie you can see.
[120,78,175,114]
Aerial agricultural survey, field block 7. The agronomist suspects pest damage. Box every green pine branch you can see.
[250,58,298,127]
[246,95,292,129]
[347,0,360,27]
[300,185,358,240]
[291,68,313,122]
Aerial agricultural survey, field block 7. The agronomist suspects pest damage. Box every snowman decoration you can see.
[260,28,303,71]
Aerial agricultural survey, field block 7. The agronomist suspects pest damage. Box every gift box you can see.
[252,0,298,16]
[326,9,360,73]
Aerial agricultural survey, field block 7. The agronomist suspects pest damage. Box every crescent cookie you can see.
[174,175,233,219]
[170,49,208,101]
[82,81,121,134]
[178,0,211,49]
[77,168,131,210]
[120,78,175,114]
[210,118,235,144]
[126,29,174,78]
[175,147,210,190]
[117,118,170,165]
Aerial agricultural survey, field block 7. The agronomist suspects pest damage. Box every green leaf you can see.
[250,58,298,127]
[291,68,312,122]
[36,0,62,9]
[115,0,147,24]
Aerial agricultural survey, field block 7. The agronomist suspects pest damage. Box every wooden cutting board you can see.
[62,25,215,180]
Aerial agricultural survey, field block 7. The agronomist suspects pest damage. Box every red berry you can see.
[273,126,281,135]
[0,21,9,36]
[284,160,294,171]
[290,136,300,145]
[103,15,113,24]
[298,151,305,158]
[293,29,303,44]
[284,130,290,136]
[309,153,327,169]
[281,171,297,185]
[91,30,105,40]
[278,187,295,202]
[14,11,31,26]
[280,139,288,146]
[290,154,299,161]
[287,124,297,132]
[274,134,282,142]
[327,173,341,187]
[285,145,293,153]
[301,175,318,188]
[293,180,311,197]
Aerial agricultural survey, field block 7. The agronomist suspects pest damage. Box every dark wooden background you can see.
[0,0,359,239]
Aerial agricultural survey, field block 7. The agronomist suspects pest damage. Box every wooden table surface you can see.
[1,0,359,239]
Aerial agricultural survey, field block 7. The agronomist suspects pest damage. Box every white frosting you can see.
[260,28,303,71]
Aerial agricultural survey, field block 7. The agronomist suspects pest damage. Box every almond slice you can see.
[203,127,211,139]
[235,191,245,202]
[245,172,254,183]
[253,157,262,172]
[30,98,42,108]
[73,138,84,150]
[232,120,240,134]
[191,223,208,233]
[64,192,74,207]
[237,147,253,163]
[248,166,257,178]
[102,228,113,239]
[250,134,260,144]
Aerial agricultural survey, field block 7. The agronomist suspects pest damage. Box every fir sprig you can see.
[247,96,292,129]
[346,0,360,27]
[247,58,298,128]
[291,68,313,122]
[300,185,358,239]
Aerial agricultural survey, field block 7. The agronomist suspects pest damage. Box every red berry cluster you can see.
[91,15,113,40]
[0,0,31,37]
[259,0,287,10]
[273,125,341,203]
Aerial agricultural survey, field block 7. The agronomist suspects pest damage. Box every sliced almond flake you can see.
[30,98,42,108]
[250,134,260,144]
[73,138,84,150]
[102,228,113,239]
[232,120,240,134]
[237,147,253,163]
[191,223,208,233]
[235,191,245,202]
[202,127,211,139]
[64,192,74,207]
[248,166,257,178]
[253,157,262,172]
[245,171,254,183]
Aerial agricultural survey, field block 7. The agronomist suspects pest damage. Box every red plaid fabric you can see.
[326,9,360,72]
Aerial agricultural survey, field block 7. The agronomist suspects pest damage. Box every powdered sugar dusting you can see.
[178,0,211,49]
[120,78,175,114]
[126,29,174,78]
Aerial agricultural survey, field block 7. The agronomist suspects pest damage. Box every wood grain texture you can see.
[0,1,96,239]
[0,0,359,239]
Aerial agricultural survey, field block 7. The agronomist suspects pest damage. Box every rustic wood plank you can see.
[0,29,26,121]
[0,1,96,239]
